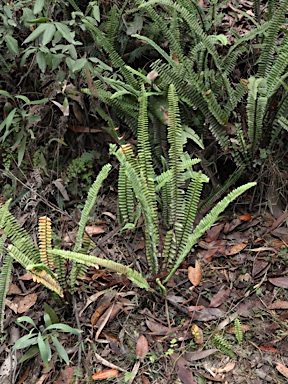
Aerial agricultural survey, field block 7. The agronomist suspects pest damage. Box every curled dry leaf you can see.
[92,369,119,381]
[136,335,149,362]
[188,260,202,286]
[275,362,288,378]
[212,361,236,374]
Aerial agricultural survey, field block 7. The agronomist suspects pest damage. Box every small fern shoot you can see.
[234,317,243,345]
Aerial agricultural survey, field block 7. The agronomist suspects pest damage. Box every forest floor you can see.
[1,0,288,383]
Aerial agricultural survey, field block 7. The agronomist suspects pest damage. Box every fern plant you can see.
[109,84,256,292]
[126,0,288,202]
[214,334,236,360]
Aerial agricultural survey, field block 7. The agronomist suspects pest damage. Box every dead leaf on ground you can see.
[269,301,288,309]
[212,361,235,374]
[190,308,224,321]
[268,277,288,288]
[91,302,112,326]
[185,349,218,361]
[55,366,77,384]
[146,320,178,335]
[209,289,230,308]
[8,293,38,313]
[188,261,202,286]
[7,283,22,295]
[85,225,106,236]
[92,369,118,381]
[275,362,288,378]
[227,324,250,334]
[226,242,247,255]
[171,354,197,384]
[136,335,149,362]
[205,223,224,242]
[239,213,252,221]
[141,375,151,384]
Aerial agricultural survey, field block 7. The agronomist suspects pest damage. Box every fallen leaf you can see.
[269,277,288,288]
[92,369,118,381]
[146,69,158,81]
[146,320,178,335]
[259,346,279,353]
[188,261,202,286]
[171,354,197,384]
[185,349,218,361]
[239,214,252,221]
[17,293,38,313]
[205,223,224,242]
[226,242,247,255]
[187,305,205,312]
[190,308,224,321]
[269,301,288,309]
[91,302,112,326]
[275,362,288,378]
[85,225,106,236]
[212,361,235,374]
[136,335,149,362]
[7,283,22,295]
[141,375,151,384]
[227,324,250,334]
[209,289,230,308]
[191,324,204,344]
[55,366,77,384]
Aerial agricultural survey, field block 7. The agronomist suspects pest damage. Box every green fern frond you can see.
[0,201,40,264]
[214,335,236,359]
[257,0,287,77]
[74,163,112,253]
[234,318,243,344]
[49,249,150,290]
[266,35,288,93]
[0,254,13,333]
[163,182,256,283]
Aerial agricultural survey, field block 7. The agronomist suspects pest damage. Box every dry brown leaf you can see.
[212,361,235,374]
[226,242,247,255]
[269,301,288,309]
[268,277,288,288]
[171,354,197,384]
[85,225,106,236]
[92,369,118,381]
[191,324,204,344]
[191,308,224,321]
[275,362,288,378]
[91,302,112,326]
[209,289,230,308]
[136,335,149,362]
[17,293,37,313]
[239,214,252,221]
[55,366,77,384]
[7,283,22,295]
[185,349,218,361]
[205,223,224,242]
[141,375,152,384]
[188,261,202,286]
[227,324,250,334]
[146,319,178,335]
[187,305,205,312]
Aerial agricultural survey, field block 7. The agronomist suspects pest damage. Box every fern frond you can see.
[0,254,13,333]
[0,201,40,264]
[163,182,256,283]
[74,163,111,253]
[49,249,150,290]
[234,318,243,344]
[214,335,236,359]
[38,216,53,268]
[257,0,286,77]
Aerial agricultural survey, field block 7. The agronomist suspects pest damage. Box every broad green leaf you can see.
[45,324,81,335]
[38,332,50,369]
[3,108,17,131]
[19,345,40,363]
[30,98,49,105]
[51,336,70,364]
[44,303,59,324]
[33,0,45,15]
[11,128,24,150]
[13,334,38,350]
[3,5,12,18]
[88,57,112,71]
[17,136,27,166]
[0,90,12,97]
[26,17,49,24]
[15,95,30,105]
[4,35,19,55]
[68,44,77,60]
[23,23,46,44]
[55,22,74,43]
[44,313,52,328]
[71,58,87,72]
[92,5,100,22]
[42,23,56,46]
[36,51,47,73]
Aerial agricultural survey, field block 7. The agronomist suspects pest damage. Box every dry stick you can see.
[73,295,82,384]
